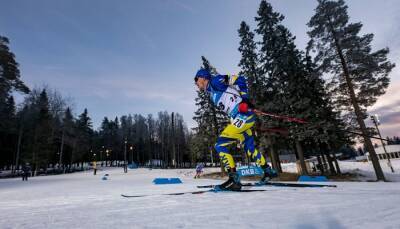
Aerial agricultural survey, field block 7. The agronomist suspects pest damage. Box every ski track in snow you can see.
[1,161,400,229]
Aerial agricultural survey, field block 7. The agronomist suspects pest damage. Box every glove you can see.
[238,98,254,113]
[238,102,248,113]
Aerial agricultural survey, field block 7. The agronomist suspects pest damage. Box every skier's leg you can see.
[215,136,237,170]
[243,129,266,167]
[241,117,277,182]
[214,124,247,191]
[217,119,253,169]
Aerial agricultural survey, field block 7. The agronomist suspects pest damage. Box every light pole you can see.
[92,150,97,175]
[124,138,127,173]
[101,146,105,165]
[371,114,394,173]
[130,146,134,165]
[106,149,109,167]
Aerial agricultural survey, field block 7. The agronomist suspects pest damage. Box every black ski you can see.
[121,189,267,198]
[244,182,337,188]
[197,185,218,189]
[198,182,336,189]
[121,190,208,198]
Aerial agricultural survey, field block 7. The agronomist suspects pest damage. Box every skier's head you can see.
[194,68,211,91]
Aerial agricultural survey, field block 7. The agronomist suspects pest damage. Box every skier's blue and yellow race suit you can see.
[207,74,266,170]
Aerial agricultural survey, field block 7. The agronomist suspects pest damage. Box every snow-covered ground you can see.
[1,161,400,229]
[281,160,400,181]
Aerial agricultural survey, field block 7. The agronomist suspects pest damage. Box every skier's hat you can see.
[194,68,211,82]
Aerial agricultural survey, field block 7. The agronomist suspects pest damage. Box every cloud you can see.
[368,81,400,137]
[369,79,400,111]
[378,122,400,138]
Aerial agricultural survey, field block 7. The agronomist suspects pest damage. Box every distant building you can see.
[366,144,400,161]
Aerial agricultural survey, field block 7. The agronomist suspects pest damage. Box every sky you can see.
[1,0,399,138]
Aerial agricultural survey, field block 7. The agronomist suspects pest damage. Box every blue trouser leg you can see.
[215,136,237,170]
[243,130,266,167]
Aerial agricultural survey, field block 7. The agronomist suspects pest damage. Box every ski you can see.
[121,190,208,198]
[121,189,267,198]
[197,185,218,189]
[242,181,337,188]
[198,182,336,189]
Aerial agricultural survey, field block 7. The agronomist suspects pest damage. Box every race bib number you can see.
[231,114,247,129]
[218,87,241,114]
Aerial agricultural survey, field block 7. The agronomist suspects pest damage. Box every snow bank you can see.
[1,166,400,228]
[280,159,400,181]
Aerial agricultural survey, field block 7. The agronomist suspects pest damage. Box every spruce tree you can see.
[238,21,261,104]
[254,0,349,174]
[255,0,306,172]
[59,107,75,168]
[75,109,93,163]
[34,90,53,172]
[307,0,395,181]
[0,95,17,169]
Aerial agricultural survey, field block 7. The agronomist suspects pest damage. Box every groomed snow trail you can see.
[1,163,400,229]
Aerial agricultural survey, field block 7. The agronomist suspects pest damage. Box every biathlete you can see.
[194,68,275,191]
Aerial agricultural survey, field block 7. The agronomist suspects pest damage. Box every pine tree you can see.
[238,21,261,104]
[147,114,155,166]
[254,0,349,174]
[0,95,17,169]
[75,109,93,164]
[34,89,53,172]
[307,0,395,181]
[255,0,306,172]
[0,35,28,169]
[59,107,75,168]
[99,117,111,164]
[0,36,29,99]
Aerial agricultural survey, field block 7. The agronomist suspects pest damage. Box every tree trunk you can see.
[171,112,176,168]
[331,26,386,181]
[295,140,308,175]
[326,153,336,175]
[70,139,77,171]
[267,136,278,171]
[321,143,336,175]
[328,143,341,175]
[317,155,325,175]
[265,136,282,173]
[273,144,282,173]
[320,152,328,173]
[32,128,39,176]
[59,128,65,167]
[15,126,23,173]
[332,152,341,174]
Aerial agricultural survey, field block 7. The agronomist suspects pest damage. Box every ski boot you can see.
[259,164,278,184]
[215,168,242,191]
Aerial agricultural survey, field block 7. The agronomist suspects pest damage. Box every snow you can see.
[1,162,400,229]
[281,159,400,181]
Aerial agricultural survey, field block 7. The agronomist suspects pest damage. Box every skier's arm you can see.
[229,75,255,112]
[229,75,249,100]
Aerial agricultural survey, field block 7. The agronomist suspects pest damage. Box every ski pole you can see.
[252,109,307,124]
